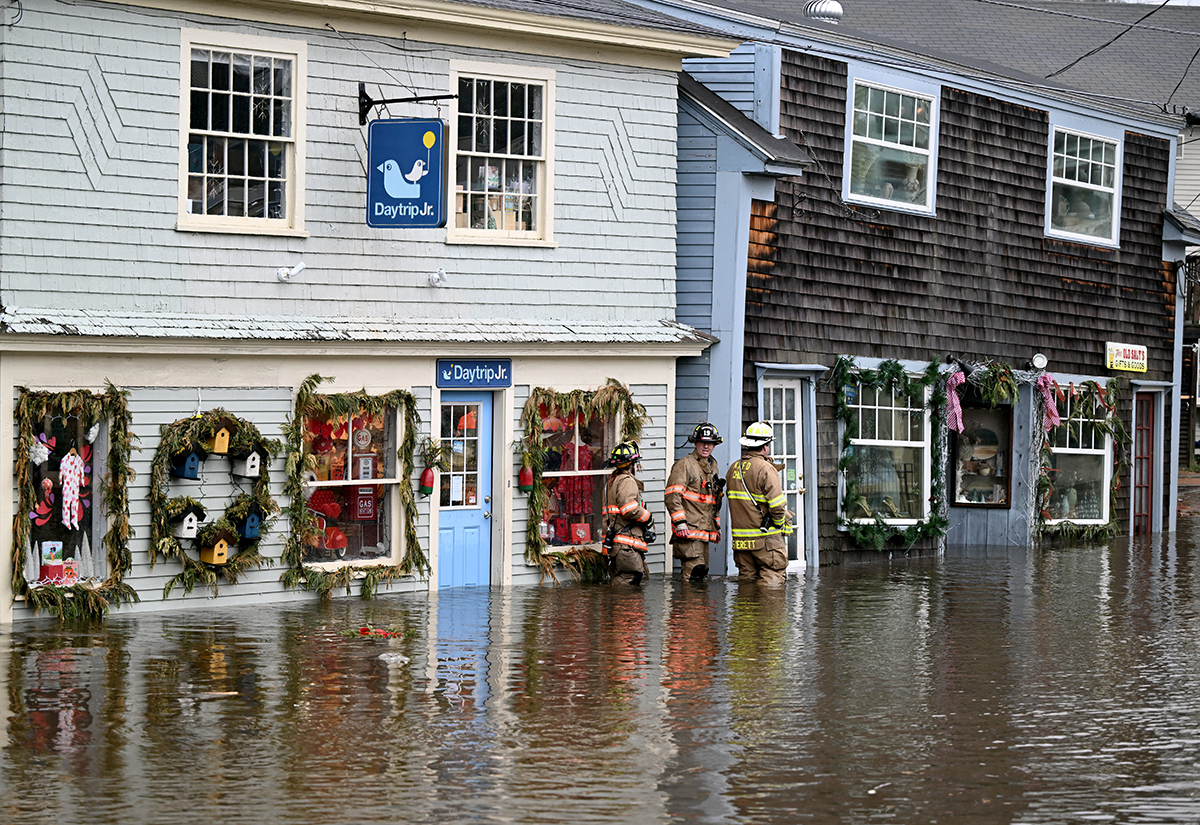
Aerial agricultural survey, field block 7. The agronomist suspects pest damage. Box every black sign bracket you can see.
[359,83,457,125]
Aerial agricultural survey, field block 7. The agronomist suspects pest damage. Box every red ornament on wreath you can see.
[517,464,534,493]
[419,466,435,496]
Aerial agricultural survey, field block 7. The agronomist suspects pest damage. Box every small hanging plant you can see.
[417,436,450,497]
[512,431,546,493]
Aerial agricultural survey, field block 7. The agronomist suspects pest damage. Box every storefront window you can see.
[843,380,929,522]
[1046,391,1110,523]
[951,405,1013,507]
[301,409,396,562]
[537,412,617,548]
[27,414,105,585]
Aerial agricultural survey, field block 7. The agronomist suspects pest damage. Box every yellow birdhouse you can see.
[201,417,237,455]
[198,528,235,565]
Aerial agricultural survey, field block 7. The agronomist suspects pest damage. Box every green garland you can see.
[518,378,647,579]
[149,407,282,598]
[281,374,425,600]
[830,356,949,551]
[13,384,139,619]
[1035,378,1128,543]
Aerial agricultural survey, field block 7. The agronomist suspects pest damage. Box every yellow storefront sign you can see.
[1106,341,1147,372]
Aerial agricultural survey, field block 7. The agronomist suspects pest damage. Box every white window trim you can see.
[446,60,555,247]
[840,377,932,526]
[300,406,404,570]
[842,68,940,216]
[1044,115,1123,248]
[1044,392,1113,527]
[176,28,308,237]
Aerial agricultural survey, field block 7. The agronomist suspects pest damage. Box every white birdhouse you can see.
[231,445,268,478]
[171,504,207,539]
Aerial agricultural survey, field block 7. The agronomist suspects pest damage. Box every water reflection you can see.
[6,529,1200,823]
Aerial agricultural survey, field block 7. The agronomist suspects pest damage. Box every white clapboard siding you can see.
[1,3,682,328]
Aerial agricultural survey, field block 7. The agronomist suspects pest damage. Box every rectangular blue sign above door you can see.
[437,359,512,389]
[366,118,446,228]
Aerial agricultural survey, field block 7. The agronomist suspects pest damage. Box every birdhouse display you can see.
[198,527,236,565]
[169,444,208,480]
[151,407,282,595]
[170,502,207,539]
[230,445,268,478]
[201,417,237,455]
[233,503,264,542]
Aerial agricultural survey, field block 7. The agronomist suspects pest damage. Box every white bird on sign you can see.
[404,159,429,184]
[378,159,420,199]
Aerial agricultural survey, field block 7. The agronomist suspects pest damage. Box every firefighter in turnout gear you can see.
[725,422,791,586]
[666,423,725,581]
[603,441,654,585]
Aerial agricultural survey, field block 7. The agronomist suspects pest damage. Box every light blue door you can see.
[438,392,493,588]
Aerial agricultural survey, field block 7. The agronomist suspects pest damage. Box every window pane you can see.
[211,52,230,90]
[846,445,923,520]
[1048,452,1105,520]
[232,53,251,93]
[211,93,229,132]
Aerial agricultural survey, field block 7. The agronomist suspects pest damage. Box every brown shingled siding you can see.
[746,51,1176,555]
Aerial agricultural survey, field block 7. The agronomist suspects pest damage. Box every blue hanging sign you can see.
[366,118,446,228]
[437,359,513,389]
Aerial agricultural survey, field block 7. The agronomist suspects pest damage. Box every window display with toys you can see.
[26,413,103,587]
[301,410,396,563]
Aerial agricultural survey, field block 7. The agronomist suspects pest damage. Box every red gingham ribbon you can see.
[946,369,965,433]
[1038,373,1060,431]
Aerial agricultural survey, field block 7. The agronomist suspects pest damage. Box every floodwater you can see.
[6,532,1200,824]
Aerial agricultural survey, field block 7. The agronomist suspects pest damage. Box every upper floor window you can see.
[845,80,937,213]
[178,30,306,235]
[1046,126,1120,246]
[448,61,554,245]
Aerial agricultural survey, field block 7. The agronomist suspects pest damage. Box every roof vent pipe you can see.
[804,0,843,23]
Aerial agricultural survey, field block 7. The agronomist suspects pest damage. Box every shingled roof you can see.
[677,0,1200,122]
[439,0,732,38]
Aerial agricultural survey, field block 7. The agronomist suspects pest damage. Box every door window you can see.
[441,402,482,508]
[761,383,805,568]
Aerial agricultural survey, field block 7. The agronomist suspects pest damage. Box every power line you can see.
[1046,0,1175,78]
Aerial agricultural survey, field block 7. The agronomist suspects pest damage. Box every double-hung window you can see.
[842,378,930,524]
[448,61,554,244]
[845,76,937,213]
[1045,389,1111,524]
[1046,124,1121,246]
[179,30,306,235]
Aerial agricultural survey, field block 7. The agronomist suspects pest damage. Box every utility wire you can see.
[1169,42,1200,105]
[1045,0,1174,78]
